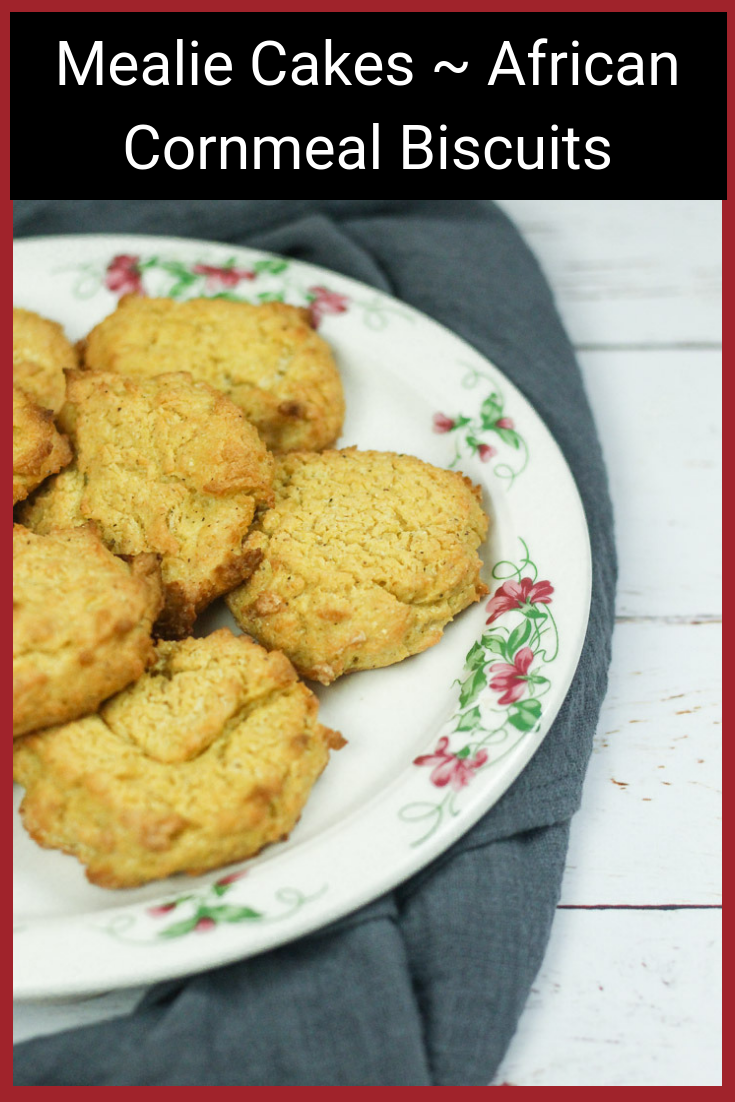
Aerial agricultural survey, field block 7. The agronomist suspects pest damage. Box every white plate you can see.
[13,234,591,1000]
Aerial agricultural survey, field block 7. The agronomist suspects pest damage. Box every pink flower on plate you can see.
[414,736,488,791]
[147,902,176,917]
[433,412,456,433]
[195,916,216,933]
[489,647,534,705]
[214,870,247,887]
[105,254,143,296]
[485,577,554,624]
[308,285,349,327]
[192,264,255,291]
[495,416,514,430]
[477,443,497,462]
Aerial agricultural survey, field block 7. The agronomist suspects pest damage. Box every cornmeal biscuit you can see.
[80,295,345,453]
[12,385,72,506]
[13,306,78,414]
[19,369,274,638]
[13,525,163,737]
[13,630,344,887]
[226,449,490,684]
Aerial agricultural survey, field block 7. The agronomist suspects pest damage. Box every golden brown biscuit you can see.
[13,306,78,414]
[226,449,490,684]
[13,525,163,737]
[19,369,274,637]
[12,385,72,506]
[80,295,345,452]
[13,629,344,888]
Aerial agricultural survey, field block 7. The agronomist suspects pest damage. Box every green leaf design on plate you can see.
[440,369,529,485]
[253,258,289,275]
[403,539,560,846]
[506,618,532,658]
[465,641,486,670]
[155,260,197,279]
[102,883,325,943]
[205,905,262,923]
[480,393,503,427]
[157,916,202,939]
[507,698,543,732]
[168,276,199,298]
[456,706,482,732]
[458,667,487,710]
[157,904,262,938]
[493,426,522,449]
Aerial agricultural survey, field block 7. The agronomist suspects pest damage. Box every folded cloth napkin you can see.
[12,199,616,1086]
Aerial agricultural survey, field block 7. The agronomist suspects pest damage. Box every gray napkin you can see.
[12,199,616,1086]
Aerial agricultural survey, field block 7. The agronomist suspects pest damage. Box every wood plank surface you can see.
[491,909,721,1086]
[492,198,722,1087]
[495,199,722,348]
[580,348,721,619]
[561,621,721,905]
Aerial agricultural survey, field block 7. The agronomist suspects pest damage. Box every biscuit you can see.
[13,629,344,887]
[13,385,72,506]
[13,525,163,737]
[13,306,78,414]
[19,370,275,638]
[226,449,490,684]
[81,295,345,453]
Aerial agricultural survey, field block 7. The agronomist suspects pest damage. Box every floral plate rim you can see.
[13,233,591,999]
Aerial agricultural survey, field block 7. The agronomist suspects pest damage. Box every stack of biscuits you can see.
[13,291,489,889]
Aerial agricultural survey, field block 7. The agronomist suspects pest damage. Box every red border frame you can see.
[8,1,725,1088]
[6,2,732,11]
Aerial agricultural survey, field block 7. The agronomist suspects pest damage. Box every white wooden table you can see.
[490,199,722,1087]
[13,200,722,1086]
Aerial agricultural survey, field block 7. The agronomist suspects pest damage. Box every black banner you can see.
[10,12,726,194]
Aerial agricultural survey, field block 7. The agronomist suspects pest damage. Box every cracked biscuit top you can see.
[80,295,345,453]
[18,369,275,638]
[13,629,344,888]
[13,525,163,737]
[13,306,78,415]
[226,449,490,684]
[13,385,72,506]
